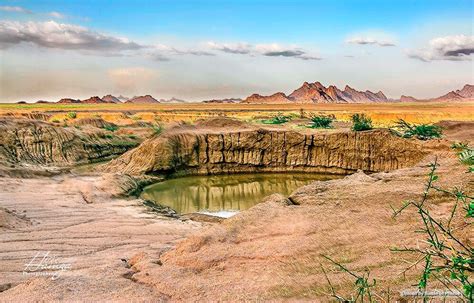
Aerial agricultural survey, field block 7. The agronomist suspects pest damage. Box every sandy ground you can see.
[124,156,472,301]
[0,118,472,301]
[0,176,201,301]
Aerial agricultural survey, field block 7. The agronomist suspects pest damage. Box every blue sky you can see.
[0,0,472,101]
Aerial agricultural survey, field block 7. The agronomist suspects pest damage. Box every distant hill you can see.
[400,95,418,102]
[244,92,292,104]
[125,95,160,104]
[58,98,81,104]
[117,95,129,102]
[397,84,474,102]
[202,98,242,104]
[102,95,121,103]
[242,81,390,104]
[82,96,107,104]
[159,97,186,103]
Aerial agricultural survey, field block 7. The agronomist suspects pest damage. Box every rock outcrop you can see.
[105,125,432,176]
[0,119,138,169]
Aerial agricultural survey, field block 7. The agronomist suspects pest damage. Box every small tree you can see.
[351,114,373,131]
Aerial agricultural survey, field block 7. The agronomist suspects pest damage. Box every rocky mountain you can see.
[455,84,474,98]
[243,92,292,104]
[102,95,121,103]
[202,98,242,104]
[243,81,389,104]
[58,98,81,104]
[125,95,160,104]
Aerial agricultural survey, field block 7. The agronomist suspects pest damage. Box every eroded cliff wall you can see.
[106,127,431,176]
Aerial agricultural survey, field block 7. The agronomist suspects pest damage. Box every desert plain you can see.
[0,101,473,301]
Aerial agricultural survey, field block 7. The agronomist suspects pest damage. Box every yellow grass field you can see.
[1,101,473,127]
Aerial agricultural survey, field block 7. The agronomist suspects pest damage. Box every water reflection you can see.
[141,173,340,215]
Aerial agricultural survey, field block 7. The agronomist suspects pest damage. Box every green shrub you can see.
[51,119,60,123]
[103,124,118,132]
[308,115,333,129]
[128,134,138,140]
[151,124,163,135]
[452,142,474,172]
[261,112,291,125]
[393,119,442,140]
[67,111,77,119]
[351,114,373,131]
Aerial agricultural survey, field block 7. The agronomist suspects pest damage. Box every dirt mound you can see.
[0,112,51,121]
[71,118,117,129]
[194,117,249,129]
[436,120,474,143]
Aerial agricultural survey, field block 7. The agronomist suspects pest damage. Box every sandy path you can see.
[0,176,201,301]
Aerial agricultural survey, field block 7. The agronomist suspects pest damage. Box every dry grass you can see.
[1,101,473,127]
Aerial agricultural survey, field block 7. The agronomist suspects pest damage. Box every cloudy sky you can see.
[0,0,472,102]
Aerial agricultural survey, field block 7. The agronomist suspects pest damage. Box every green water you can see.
[141,173,341,217]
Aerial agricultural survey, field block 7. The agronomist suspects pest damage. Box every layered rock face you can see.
[106,126,430,176]
[0,119,138,168]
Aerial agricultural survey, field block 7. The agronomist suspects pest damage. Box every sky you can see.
[0,0,473,102]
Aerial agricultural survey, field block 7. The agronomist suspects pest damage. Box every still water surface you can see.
[141,173,341,217]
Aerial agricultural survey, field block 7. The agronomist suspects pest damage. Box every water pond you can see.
[141,173,342,218]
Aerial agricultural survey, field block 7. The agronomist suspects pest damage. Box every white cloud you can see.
[408,35,474,62]
[0,20,144,52]
[207,41,321,60]
[207,42,252,54]
[48,11,66,19]
[346,36,396,47]
[0,6,32,14]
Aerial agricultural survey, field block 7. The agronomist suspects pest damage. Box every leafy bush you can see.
[51,119,60,123]
[103,124,118,132]
[261,112,291,125]
[351,114,373,131]
[308,115,333,129]
[393,119,442,140]
[67,111,77,119]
